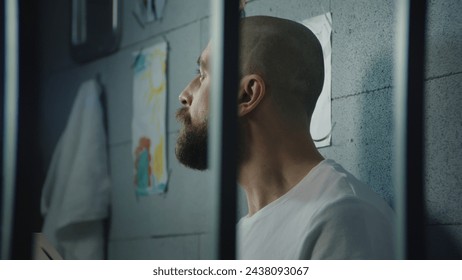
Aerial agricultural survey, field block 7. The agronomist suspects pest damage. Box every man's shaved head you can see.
[176,16,325,170]
[239,16,324,123]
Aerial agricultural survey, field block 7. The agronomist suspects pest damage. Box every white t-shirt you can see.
[237,159,395,259]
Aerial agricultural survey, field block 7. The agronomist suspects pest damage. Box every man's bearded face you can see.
[175,107,208,170]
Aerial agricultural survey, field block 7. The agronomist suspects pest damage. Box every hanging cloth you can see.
[41,79,110,259]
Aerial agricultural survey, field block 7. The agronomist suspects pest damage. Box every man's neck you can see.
[238,130,324,216]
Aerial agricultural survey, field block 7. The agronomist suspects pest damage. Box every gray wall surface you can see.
[37,0,462,259]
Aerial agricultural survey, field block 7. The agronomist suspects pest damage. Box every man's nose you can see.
[179,87,192,106]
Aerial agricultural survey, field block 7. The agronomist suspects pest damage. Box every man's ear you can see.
[238,74,266,117]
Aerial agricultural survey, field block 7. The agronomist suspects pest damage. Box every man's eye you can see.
[196,69,205,81]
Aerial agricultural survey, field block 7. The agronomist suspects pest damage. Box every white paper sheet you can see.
[132,42,168,195]
[302,12,332,148]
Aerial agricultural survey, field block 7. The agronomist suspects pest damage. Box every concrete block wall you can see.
[423,0,462,258]
[37,0,462,259]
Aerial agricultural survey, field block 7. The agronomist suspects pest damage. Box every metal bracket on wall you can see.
[70,0,122,63]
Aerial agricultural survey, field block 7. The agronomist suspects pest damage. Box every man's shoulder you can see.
[300,159,362,201]
[301,159,394,217]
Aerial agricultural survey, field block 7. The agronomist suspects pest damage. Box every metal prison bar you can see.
[209,0,240,259]
[394,0,427,259]
[1,0,19,260]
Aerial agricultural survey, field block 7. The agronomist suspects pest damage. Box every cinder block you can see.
[320,88,394,206]
[426,0,462,78]
[424,73,462,225]
[108,235,200,259]
[331,0,394,98]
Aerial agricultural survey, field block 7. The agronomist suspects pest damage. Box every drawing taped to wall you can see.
[132,42,168,196]
[303,12,332,148]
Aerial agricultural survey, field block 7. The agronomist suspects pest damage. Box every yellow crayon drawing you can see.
[132,42,168,195]
[153,136,164,182]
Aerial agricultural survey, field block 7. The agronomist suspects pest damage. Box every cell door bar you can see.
[394,0,427,260]
[1,0,19,260]
[209,0,240,259]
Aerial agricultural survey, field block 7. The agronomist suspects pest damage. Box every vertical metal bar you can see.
[71,0,87,45]
[1,0,19,260]
[394,0,427,260]
[405,0,427,260]
[209,0,239,259]
[394,0,408,259]
[112,0,118,31]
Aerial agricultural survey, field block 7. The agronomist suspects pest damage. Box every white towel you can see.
[41,79,111,260]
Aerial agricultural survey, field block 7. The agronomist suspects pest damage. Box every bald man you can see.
[176,16,395,259]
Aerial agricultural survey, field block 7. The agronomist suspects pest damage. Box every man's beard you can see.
[175,108,208,170]
[175,108,247,171]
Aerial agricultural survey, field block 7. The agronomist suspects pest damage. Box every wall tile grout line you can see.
[425,70,462,82]
[109,232,206,242]
[332,85,393,101]
[332,70,462,101]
